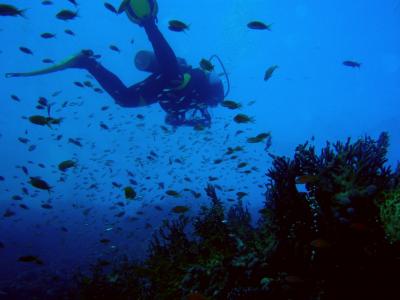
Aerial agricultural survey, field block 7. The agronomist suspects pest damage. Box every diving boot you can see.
[66,49,99,69]
[118,0,158,26]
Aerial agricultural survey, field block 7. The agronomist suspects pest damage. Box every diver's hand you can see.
[185,107,211,127]
[165,112,211,128]
[182,117,211,128]
[165,113,185,127]
[200,108,211,123]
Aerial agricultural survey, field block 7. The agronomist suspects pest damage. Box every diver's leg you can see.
[6,49,131,104]
[68,51,165,107]
[82,59,130,104]
[85,59,166,107]
[143,19,182,84]
[62,52,140,106]
[122,73,166,107]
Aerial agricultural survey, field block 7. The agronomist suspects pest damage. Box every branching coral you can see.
[193,185,234,256]
[266,132,395,239]
[145,216,196,299]
[379,188,400,243]
[227,199,253,243]
[263,132,399,299]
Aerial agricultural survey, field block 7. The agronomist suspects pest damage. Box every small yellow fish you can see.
[247,132,271,143]
[168,20,189,32]
[58,160,76,171]
[166,190,181,197]
[29,177,51,191]
[221,100,242,109]
[264,65,278,81]
[199,58,214,71]
[124,186,136,200]
[171,205,189,213]
[233,113,254,124]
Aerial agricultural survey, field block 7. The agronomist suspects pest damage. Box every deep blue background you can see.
[0,0,399,291]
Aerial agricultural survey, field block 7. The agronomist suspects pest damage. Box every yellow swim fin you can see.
[118,0,158,25]
[5,50,95,78]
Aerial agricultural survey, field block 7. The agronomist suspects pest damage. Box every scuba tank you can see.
[134,50,188,73]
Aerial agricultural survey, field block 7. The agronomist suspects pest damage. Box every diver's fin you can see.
[47,104,51,118]
[45,120,53,129]
[120,0,158,25]
[117,0,130,14]
[5,50,95,78]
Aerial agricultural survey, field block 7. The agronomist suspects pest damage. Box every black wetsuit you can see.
[79,19,224,127]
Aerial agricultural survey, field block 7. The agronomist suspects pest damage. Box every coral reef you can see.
[75,133,400,300]
[379,188,400,243]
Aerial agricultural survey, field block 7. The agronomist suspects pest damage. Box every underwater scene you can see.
[1,0,400,299]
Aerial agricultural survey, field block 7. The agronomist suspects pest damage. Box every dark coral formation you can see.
[76,133,400,299]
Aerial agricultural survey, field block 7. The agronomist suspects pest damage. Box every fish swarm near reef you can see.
[74,133,400,300]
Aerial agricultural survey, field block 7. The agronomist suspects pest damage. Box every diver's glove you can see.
[182,118,211,128]
[165,113,185,127]
[165,107,212,128]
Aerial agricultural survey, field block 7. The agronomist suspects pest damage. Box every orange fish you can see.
[349,223,368,232]
[295,175,318,184]
[186,293,209,300]
[310,239,331,248]
[285,275,305,284]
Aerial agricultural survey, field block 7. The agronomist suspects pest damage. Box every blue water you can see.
[0,0,399,296]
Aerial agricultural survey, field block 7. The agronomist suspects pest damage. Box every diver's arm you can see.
[200,107,211,124]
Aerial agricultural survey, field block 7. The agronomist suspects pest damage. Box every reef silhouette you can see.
[75,132,400,300]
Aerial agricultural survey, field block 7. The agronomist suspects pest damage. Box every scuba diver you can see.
[5,0,227,128]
